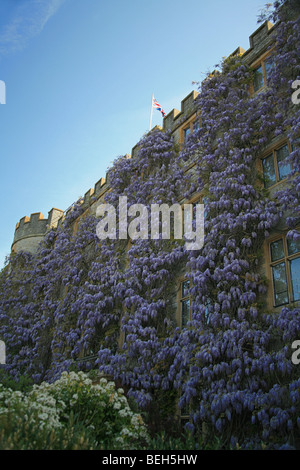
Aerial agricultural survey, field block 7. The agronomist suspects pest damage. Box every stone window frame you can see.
[179,115,200,146]
[267,231,300,308]
[177,277,192,329]
[260,138,292,189]
[250,48,275,95]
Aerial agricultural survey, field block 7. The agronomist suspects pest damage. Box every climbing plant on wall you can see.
[0,0,299,449]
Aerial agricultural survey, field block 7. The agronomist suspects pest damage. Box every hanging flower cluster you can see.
[164,1,300,448]
[0,0,299,448]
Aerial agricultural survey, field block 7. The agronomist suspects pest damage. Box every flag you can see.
[152,97,166,118]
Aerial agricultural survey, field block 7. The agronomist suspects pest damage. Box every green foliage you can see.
[142,388,179,436]
[0,412,97,450]
[136,430,223,450]
[0,371,223,450]
[0,369,34,392]
[0,371,149,450]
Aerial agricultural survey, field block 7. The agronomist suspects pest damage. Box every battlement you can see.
[10,19,280,257]
[12,208,64,254]
[72,154,132,211]
[14,212,48,242]
[131,127,163,159]
[161,20,275,134]
[65,175,108,217]
[130,91,200,159]
[249,21,274,50]
[163,90,199,134]
[234,20,275,66]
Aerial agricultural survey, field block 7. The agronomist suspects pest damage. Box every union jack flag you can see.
[152,97,166,118]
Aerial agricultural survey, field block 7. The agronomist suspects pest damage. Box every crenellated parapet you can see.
[60,173,110,226]
[76,154,131,210]
[163,90,199,135]
[241,20,275,66]
[12,209,64,254]
[10,19,280,257]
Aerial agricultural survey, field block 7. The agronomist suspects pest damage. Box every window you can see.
[184,126,191,143]
[270,234,300,307]
[262,142,292,188]
[178,274,212,327]
[179,279,191,327]
[253,55,274,92]
[193,119,199,132]
[253,64,264,92]
[181,118,200,145]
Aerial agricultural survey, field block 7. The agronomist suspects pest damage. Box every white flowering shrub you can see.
[42,371,150,449]
[0,383,62,431]
[0,371,149,450]
[0,382,87,449]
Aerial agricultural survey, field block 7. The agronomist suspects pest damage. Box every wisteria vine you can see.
[0,0,299,449]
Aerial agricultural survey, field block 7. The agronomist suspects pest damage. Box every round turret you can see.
[11,209,64,255]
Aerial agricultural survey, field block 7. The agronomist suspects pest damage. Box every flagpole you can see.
[149,93,154,131]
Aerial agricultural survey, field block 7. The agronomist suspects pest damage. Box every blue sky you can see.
[0,0,269,269]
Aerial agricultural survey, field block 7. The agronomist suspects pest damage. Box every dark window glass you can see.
[264,56,274,82]
[193,120,199,131]
[181,280,190,298]
[181,298,190,327]
[184,127,191,142]
[270,239,285,262]
[287,238,300,256]
[262,154,276,188]
[272,261,289,306]
[276,144,291,180]
[253,65,264,91]
[291,137,300,151]
[290,257,300,302]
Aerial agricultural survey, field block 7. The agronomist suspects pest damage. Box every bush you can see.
[136,430,223,450]
[0,369,34,392]
[0,412,97,450]
[0,371,149,450]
